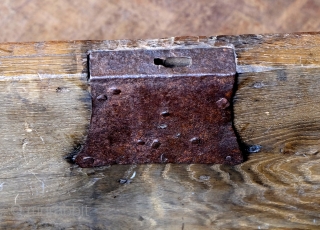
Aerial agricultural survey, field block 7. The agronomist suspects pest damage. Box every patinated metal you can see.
[76,47,242,167]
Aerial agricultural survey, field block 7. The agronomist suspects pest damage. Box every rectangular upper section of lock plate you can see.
[89,48,236,78]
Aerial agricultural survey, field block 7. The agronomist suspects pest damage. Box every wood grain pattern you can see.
[1,33,320,229]
[216,33,320,156]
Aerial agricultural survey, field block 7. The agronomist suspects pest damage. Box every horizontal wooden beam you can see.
[0,33,320,228]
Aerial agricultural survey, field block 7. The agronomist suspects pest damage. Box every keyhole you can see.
[154,57,192,68]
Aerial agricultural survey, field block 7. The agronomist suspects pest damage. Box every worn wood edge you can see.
[1,32,320,77]
[216,32,320,72]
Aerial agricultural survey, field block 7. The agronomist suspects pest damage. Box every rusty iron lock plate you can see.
[75,47,242,167]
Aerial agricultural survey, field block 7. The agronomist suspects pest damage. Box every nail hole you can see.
[216,98,230,109]
[137,140,145,145]
[119,179,131,184]
[56,87,69,93]
[190,137,200,144]
[111,88,121,95]
[160,153,168,163]
[97,94,108,100]
[247,145,262,153]
[161,111,170,117]
[158,124,167,129]
[151,139,161,149]
[81,156,94,164]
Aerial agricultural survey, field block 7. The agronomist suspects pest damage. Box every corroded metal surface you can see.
[76,48,242,167]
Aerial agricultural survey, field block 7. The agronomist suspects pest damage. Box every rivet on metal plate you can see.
[75,47,242,167]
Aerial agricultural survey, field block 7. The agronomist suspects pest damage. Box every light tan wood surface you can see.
[0,33,320,229]
[1,0,320,43]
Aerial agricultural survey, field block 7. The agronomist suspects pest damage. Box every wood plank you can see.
[217,33,320,155]
[0,34,320,229]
